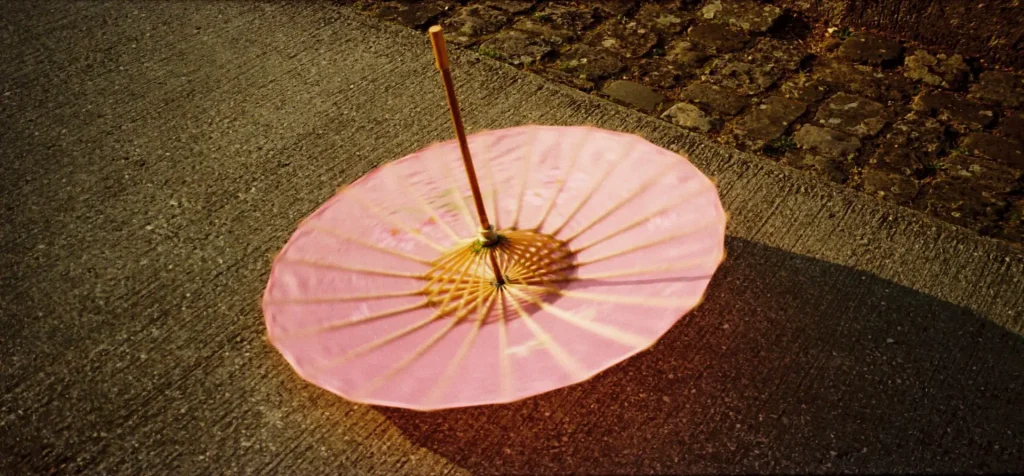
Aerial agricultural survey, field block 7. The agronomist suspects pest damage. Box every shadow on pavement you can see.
[381,237,1024,474]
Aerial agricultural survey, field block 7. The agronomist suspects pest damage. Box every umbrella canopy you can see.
[262,124,727,410]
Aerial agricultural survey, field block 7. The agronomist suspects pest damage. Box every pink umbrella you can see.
[261,26,727,411]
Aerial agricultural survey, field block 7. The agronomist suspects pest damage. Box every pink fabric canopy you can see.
[263,125,727,410]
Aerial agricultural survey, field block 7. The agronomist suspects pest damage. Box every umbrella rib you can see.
[300,223,434,265]
[546,134,638,237]
[276,257,426,279]
[274,299,432,339]
[352,286,488,399]
[560,159,682,243]
[572,252,725,281]
[533,286,706,308]
[574,215,721,265]
[310,287,487,374]
[386,167,462,243]
[308,251,486,372]
[498,291,513,400]
[511,126,539,230]
[343,188,449,252]
[533,130,587,231]
[424,291,497,406]
[570,179,716,251]
[545,145,621,237]
[506,291,588,381]
[506,287,650,348]
[264,289,423,305]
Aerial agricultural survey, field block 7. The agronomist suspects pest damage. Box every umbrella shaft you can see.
[437,67,491,232]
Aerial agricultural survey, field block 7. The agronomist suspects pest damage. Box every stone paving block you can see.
[602,80,666,113]
[511,17,576,45]
[961,132,1024,168]
[793,125,862,158]
[636,3,691,36]
[862,169,920,205]
[699,0,782,33]
[838,31,903,65]
[911,90,996,131]
[687,21,750,54]
[732,96,806,148]
[665,39,710,69]
[372,0,454,28]
[536,68,595,91]
[867,112,946,176]
[680,82,747,115]
[914,178,1008,232]
[535,2,596,32]
[442,4,513,45]
[585,18,658,58]
[790,152,848,184]
[780,76,828,104]
[970,70,1024,108]
[703,38,808,96]
[478,30,552,66]
[592,0,636,16]
[812,58,912,103]
[998,112,1024,142]
[631,58,681,89]
[942,152,1022,188]
[553,44,623,81]
[661,102,720,132]
[903,49,969,90]
[814,92,888,138]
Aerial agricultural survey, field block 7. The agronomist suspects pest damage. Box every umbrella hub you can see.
[422,229,577,321]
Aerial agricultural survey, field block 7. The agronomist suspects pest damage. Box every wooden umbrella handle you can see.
[427,26,492,235]
[428,26,505,285]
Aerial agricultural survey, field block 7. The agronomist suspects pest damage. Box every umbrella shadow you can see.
[380,237,1024,474]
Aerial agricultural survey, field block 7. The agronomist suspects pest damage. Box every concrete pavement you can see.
[2,1,1022,474]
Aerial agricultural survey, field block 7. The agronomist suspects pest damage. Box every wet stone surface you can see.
[814,92,888,138]
[535,2,596,32]
[479,30,552,66]
[867,112,946,176]
[665,39,710,69]
[998,112,1024,142]
[359,0,1024,246]
[780,76,828,103]
[636,3,691,36]
[793,152,848,184]
[961,133,1024,168]
[838,31,903,66]
[511,17,575,45]
[731,95,806,148]
[862,169,920,205]
[970,70,1024,108]
[686,22,750,54]
[602,80,666,113]
[912,90,996,132]
[584,18,658,59]
[915,153,1019,232]
[812,58,911,103]
[662,102,720,132]
[700,0,782,34]
[903,50,970,90]
[703,39,808,96]
[591,0,636,16]
[680,82,747,116]
[793,125,862,158]
[372,1,454,28]
[442,4,514,44]
[629,58,681,89]
[553,44,623,81]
